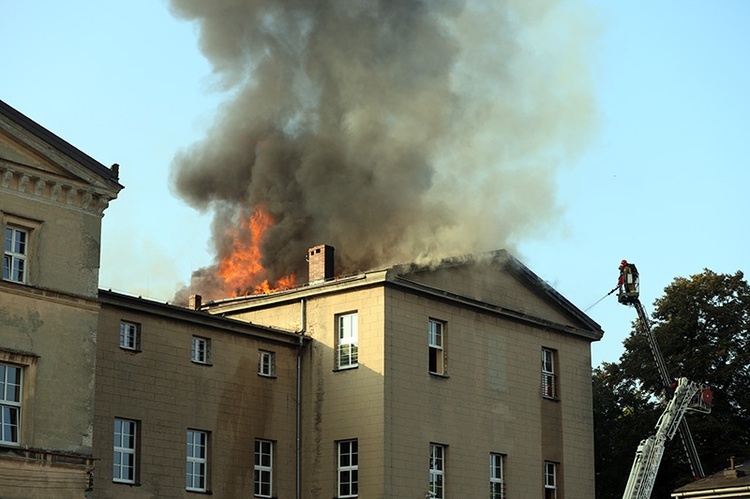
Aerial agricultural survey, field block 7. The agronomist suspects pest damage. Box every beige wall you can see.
[0,178,104,498]
[382,282,595,498]
[1,173,104,298]
[222,273,597,499]
[94,298,301,498]
[227,288,388,499]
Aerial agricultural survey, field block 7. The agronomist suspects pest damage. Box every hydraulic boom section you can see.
[617,261,709,483]
[622,378,712,499]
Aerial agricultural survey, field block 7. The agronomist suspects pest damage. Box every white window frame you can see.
[336,312,358,370]
[544,461,557,499]
[113,418,137,484]
[338,439,359,498]
[542,348,557,399]
[258,350,275,377]
[429,443,445,499]
[186,430,208,492]
[428,319,445,375]
[490,453,505,499]
[191,336,211,365]
[3,226,28,284]
[0,363,22,445]
[254,439,273,498]
[119,321,140,351]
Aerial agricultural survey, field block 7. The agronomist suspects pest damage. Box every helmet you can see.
[621,259,628,264]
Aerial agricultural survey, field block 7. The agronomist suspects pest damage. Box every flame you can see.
[218,206,296,296]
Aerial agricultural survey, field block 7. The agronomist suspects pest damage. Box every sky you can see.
[2,1,748,368]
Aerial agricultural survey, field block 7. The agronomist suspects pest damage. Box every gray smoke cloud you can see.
[169,0,598,301]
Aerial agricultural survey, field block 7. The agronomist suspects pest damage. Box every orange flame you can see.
[218,206,296,296]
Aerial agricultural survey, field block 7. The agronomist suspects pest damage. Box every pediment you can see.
[0,129,82,183]
[0,100,122,214]
[394,251,602,337]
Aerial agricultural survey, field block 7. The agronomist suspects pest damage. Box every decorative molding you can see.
[0,163,115,215]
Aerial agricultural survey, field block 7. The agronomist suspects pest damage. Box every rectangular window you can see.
[490,453,505,499]
[186,430,208,492]
[429,443,445,499]
[3,227,27,283]
[119,321,140,351]
[338,439,359,498]
[542,348,557,399]
[254,439,273,498]
[337,312,358,369]
[0,363,21,445]
[191,336,211,365]
[113,419,137,484]
[428,320,445,375]
[258,351,275,377]
[544,462,557,499]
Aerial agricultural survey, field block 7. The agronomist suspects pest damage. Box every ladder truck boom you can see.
[616,260,713,498]
[622,378,712,499]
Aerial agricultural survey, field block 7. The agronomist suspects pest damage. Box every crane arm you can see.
[621,379,708,499]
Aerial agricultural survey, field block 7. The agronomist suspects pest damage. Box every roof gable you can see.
[0,100,122,214]
[392,250,603,339]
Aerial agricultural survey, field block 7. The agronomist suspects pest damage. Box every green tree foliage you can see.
[593,362,660,499]
[594,270,750,497]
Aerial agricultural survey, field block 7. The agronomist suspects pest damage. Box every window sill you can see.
[191,361,213,367]
[186,489,212,495]
[258,373,277,379]
[112,480,140,486]
[333,365,359,373]
[543,395,560,402]
[119,347,142,354]
[429,372,450,379]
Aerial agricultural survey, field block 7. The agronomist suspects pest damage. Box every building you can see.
[93,290,309,498]
[203,244,604,498]
[671,459,750,498]
[1,99,604,498]
[0,99,122,497]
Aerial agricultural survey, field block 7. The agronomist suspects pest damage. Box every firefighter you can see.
[618,260,639,301]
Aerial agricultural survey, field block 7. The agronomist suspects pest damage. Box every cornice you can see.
[0,158,116,216]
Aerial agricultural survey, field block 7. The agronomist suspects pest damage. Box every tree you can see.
[594,269,750,497]
[593,362,660,499]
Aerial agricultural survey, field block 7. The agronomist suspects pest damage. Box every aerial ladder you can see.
[621,377,712,499]
[616,261,713,499]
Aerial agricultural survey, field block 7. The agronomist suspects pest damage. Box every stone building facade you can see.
[0,99,604,498]
[204,246,604,498]
[0,99,122,498]
[93,290,307,498]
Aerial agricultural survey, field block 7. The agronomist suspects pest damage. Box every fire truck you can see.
[616,261,713,499]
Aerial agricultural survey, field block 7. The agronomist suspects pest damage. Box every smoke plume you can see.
[169,0,597,301]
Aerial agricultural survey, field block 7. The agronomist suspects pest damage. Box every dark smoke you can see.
[169,0,597,302]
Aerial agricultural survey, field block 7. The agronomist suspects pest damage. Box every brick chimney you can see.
[189,294,202,310]
[308,244,334,283]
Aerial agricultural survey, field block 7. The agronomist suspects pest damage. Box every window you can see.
[428,320,445,375]
[191,336,211,365]
[542,348,557,399]
[113,419,137,484]
[0,363,21,445]
[3,227,27,283]
[429,443,445,499]
[336,313,358,369]
[544,462,557,499]
[338,439,358,498]
[254,439,273,497]
[258,351,275,377]
[490,453,505,499]
[119,321,140,351]
[186,430,208,492]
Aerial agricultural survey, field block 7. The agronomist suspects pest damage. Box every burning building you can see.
[168,0,598,303]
